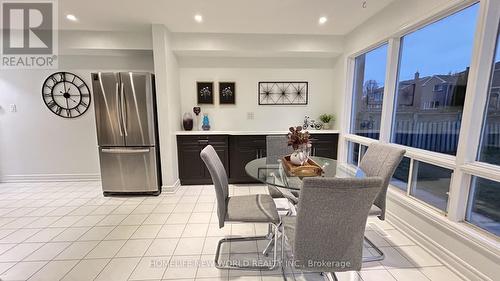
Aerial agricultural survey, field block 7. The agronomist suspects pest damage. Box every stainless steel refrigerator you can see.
[92,72,161,195]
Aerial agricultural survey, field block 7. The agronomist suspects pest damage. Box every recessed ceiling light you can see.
[194,14,203,23]
[66,14,77,21]
[318,16,327,25]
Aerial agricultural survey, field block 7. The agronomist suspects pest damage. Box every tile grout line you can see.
[126,187,189,281]
[190,186,212,281]
[90,197,157,281]
[160,186,200,281]
[44,197,131,281]
[23,193,126,281]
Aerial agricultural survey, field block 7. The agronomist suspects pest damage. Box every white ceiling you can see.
[59,0,395,35]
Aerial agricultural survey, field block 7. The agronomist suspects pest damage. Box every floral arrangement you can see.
[287,126,310,150]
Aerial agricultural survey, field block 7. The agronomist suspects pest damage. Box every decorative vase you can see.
[201,114,211,131]
[290,145,308,166]
[193,107,201,130]
[182,112,193,131]
[322,122,331,130]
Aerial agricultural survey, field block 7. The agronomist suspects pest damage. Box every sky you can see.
[362,3,480,85]
[363,44,388,86]
[496,32,500,63]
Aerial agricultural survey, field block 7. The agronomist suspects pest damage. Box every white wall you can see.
[178,61,341,131]
[0,53,154,181]
[171,33,343,58]
[152,25,181,188]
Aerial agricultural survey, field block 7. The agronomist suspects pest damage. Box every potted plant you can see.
[287,126,311,165]
[319,113,335,129]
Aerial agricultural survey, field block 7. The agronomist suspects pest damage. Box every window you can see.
[391,4,479,155]
[469,24,500,237]
[410,161,452,212]
[390,157,411,192]
[344,1,500,238]
[466,176,500,235]
[347,142,367,166]
[433,84,447,92]
[478,26,500,166]
[351,44,388,140]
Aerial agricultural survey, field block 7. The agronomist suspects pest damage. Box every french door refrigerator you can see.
[92,72,162,195]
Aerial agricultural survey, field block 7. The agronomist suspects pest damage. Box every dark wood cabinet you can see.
[177,135,229,185]
[229,135,266,183]
[177,133,338,185]
[310,134,338,159]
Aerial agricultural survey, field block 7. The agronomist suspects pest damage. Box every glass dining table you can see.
[244,156,351,190]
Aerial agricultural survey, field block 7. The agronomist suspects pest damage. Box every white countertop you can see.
[175,130,339,135]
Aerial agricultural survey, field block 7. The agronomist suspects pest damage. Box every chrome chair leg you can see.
[262,233,275,256]
[262,221,283,256]
[215,223,280,270]
[362,236,385,262]
[325,272,339,281]
[266,224,274,239]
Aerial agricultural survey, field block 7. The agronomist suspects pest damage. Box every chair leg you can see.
[262,234,275,256]
[325,272,339,281]
[362,235,385,262]
[262,221,282,256]
[266,224,274,239]
[214,223,280,270]
[279,230,290,281]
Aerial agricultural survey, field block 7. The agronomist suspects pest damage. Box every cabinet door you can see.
[310,134,339,159]
[178,144,206,184]
[177,135,229,185]
[229,135,265,183]
[205,145,230,179]
[230,147,260,183]
[313,145,336,158]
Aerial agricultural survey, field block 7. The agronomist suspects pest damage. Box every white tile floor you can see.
[0,181,465,281]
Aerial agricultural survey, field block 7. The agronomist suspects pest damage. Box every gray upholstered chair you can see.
[200,145,283,270]
[261,135,297,257]
[282,177,383,280]
[358,142,405,262]
[266,135,298,204]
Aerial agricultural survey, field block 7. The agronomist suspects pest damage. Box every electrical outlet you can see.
[9,104,16,113]
[246,112,254,120]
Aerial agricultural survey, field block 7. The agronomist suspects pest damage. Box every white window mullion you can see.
[379,38,401,144]
[339,56,356,164]
[407,158,415,196]
[448,0,500,222]
[455,0,500,166]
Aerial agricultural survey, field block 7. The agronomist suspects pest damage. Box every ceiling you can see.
[59,0,395,35]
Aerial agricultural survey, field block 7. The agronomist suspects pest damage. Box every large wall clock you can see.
[42,72,91,118]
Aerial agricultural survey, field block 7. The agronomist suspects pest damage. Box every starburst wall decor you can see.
[258,81,308,105]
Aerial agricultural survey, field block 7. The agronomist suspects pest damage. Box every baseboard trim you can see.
[162,178,180,193]
[0,173,101,183]
[386,197,493,281]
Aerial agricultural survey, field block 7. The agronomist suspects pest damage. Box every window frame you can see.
[349,43,389,139]
[341,0,500,239]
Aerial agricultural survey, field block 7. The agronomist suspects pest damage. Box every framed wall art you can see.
[219,82,235,104]
[258,81,308,105]
[197,81,214,104]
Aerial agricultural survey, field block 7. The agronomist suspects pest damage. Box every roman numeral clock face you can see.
[42,72,91,118]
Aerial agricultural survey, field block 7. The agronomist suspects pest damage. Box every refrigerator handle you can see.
[101,148,150,154]
[120,82,128,136]
[115,82,123,136]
